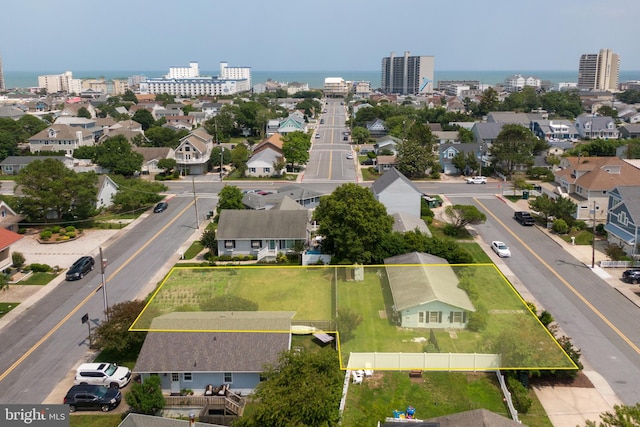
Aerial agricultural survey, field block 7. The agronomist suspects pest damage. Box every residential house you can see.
[446,97,466,113]
[358,144,376,155]
[0,155,71,175]
[118,413,214,427]
[376,155,397,173]
[245,148,283,178]
[384,252,475,329]
[0,228,23,273]
[619,110,640,124]
[605,186,640,257]
[433,130,460,144]
[264,184,323,209]
[96,175,119,210]
[486,111,545,127]
[620,124,640,139]
[0,201,24,233]
[420,408,523,427]
[175,128,213,175]
[439,143,481,175]
[471,122,504,145]
[371,168,422,219]
[59,101,97,118]
[216,209,309,261]
[277,115,307,135]
[375,135,402,155]
[531,120,579,143]
[134,311,293,396]
[201,102,223,119]
[132,147,176,175]
[0,106,25,120]
[553,157,640,221]
[391,212,432,237]
[246,133,285,178]
[164,115,194,130]
[366,118,388,137]
[575,115,619,140]
[28,125,94,154]
[265,119,280,136]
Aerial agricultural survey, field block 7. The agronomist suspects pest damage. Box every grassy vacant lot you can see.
[342,371,551,427]
[135,265,573,370]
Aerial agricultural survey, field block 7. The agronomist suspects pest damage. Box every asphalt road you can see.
[470,197,640,405]
[304,99,355,182]
[0,196,205,404]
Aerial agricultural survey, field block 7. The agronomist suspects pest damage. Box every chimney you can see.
[76,130,83,147]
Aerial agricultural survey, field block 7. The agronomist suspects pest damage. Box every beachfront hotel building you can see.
[37,71,82,94]
[381,51,434,95]
[140,61,251,97]
[578,48,620,91]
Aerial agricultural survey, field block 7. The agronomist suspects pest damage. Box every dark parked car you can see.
[360,158,375,166]
[622,269,640,284]
[64,384,121,413]
[154,202,168,213]
[514,211,536,226]
[66,256,95,281]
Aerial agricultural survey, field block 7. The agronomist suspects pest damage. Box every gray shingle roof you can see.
[216,210,308,240]
[614,186,640,224]
[371,168,421,195]
[384,252,475,312]
[119,413,217,427]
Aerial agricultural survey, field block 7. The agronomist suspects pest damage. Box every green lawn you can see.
[182,241,204,259]
[458,242,493,263]
[136,266,574,371]
[69,414,122,427]
[15,272,58,286]
[0,302,19,318]
[342,371,552,427]
[560,229,594,245]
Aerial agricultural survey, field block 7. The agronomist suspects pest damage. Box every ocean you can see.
[4,69,640,91]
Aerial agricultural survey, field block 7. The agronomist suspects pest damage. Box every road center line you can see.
[475,198,640,354]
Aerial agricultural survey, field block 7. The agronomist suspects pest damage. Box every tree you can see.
[216,185,244,212]
[586,403,640,427]
[396,139,436,179]
[200,228,217,253]
[110,176,166,213]
[77,107,91,119]
[143,127,184,148]
[125,375,165,415]
[444,204,487,233]
[477,87,500,116]
[451,151,467,174]
[351,126,370,144]
[234,349,343,427]
[95,135,144,176]
[122,89,138,104]
[132,109,155,131]
[491,124,540,179]
[465,151,480,174]
[282,131,311,169]
[231,144,250,176]
[17,115,48,137]
[0,274,8,292]
[511,174,533,196]
[528,194,555,223]
[91,300,147,358]
[12,252,25,270]
[203,110,236,142]
[157,158,176,175]
[15,159,98,222]
[73,146,97,161]
[597,105,618,119]
[314,183,393,264]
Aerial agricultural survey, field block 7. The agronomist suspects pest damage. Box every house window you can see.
[249,167,256,173]
[171,373,179,382]
[427,311,442,323]
[251,240,262,249]
[183,373,192,382]
[224,240,235,249]
[619,211,628,226]
[418,312,425,323]
[264,167,271,173]
[451,311,465,323]
[185,146,191,151]
[224,372,233,383]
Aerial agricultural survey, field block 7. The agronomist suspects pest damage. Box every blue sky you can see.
[2,0,639,72]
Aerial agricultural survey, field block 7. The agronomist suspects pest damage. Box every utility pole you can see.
[591,200,597,268]
[99,247,109,321]
[219,147,224,180]
[192,177,199,229]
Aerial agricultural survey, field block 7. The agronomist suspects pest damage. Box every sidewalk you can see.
[494,196,627,426]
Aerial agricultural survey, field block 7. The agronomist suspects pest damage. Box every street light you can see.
[591,200,598,268]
